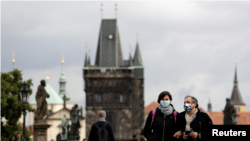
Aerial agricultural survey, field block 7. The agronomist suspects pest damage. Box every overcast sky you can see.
[2,1,250,125]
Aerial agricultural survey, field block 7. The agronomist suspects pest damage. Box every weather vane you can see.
[46,70,49,81]
[62,54,64,64]
[12,52,15,69]
[115,3,117,19]
[101,3,103,19]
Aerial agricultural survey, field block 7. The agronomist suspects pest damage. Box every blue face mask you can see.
[160,100,170,107]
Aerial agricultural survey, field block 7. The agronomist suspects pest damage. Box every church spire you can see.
[234,62,238,85]
[61,54,65,76]
[133,33,143,66]
[59,54,70,101]
[208,95,212,112]
[128,42,133,66]
[230,62,245,105]
[84,53,88,67]
[84,44,88,67]
[88,48,91,66]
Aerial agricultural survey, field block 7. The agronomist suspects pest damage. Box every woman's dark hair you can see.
[14,132,23,139]
[157,91,172,103]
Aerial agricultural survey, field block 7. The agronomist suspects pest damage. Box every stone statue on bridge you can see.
[35,80,50,122]
[61,114,69,140]
[223,98,239,125]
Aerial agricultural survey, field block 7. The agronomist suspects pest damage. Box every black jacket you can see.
[88,121,116,141]
[176,108,213,141]
[143,104,180,141]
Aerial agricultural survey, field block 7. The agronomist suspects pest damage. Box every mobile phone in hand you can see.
[185,131,190,135]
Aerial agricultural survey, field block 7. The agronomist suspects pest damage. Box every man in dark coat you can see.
[176,96,213,141]
[88,110,116,141]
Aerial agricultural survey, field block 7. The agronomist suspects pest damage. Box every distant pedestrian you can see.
[88,110,115,141]
[13,132,25,141]
[131,134,137,141]
[143,91,181,141]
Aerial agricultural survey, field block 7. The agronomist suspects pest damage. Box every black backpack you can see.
[94,122,110,141]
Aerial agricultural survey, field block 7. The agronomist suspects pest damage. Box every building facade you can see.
[83,19,144,141]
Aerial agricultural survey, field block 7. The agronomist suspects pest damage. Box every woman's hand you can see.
[173,131,182,138]
[183,132,188,140]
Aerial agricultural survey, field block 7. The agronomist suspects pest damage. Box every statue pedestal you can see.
[33,120,51,141]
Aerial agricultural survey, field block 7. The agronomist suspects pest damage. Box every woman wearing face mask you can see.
[176,96,213,141]
[143,91,181,141]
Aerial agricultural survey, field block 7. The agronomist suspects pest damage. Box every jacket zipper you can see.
[162,115,165,141]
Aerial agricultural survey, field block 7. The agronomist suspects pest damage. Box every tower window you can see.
[95,94,101,102]
[120,94,123,102]
[235,107,240,111]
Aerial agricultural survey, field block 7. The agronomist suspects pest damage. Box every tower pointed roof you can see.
[95,19,123,67]
[88,56,91,66]
[230,64,245,105]
[84,52,88,67]
[133,41,143,66]
[129,53,133,66]
[208,95,212,111]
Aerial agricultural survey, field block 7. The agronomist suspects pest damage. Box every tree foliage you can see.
[1,69,35,141]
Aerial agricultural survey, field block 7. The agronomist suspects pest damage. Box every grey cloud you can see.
[2,1,250,116]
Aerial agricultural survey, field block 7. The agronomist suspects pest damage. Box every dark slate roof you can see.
[230,67,245,105]
[95,19,123,67]
[133,42,143,66]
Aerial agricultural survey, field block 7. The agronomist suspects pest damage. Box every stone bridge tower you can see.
[83,19,144,141]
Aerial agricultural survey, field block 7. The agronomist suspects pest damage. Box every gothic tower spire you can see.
[230,61,246,111]
[133,33,143,66]
[208,95,212,112]
[59,54,70,101]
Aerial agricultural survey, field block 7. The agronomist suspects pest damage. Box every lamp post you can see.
[232,113,240,125]
[19,81,30,140]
